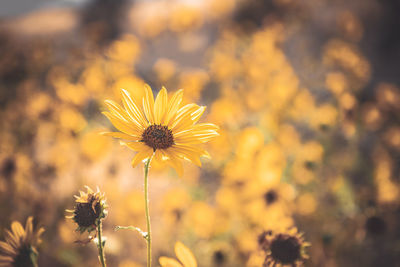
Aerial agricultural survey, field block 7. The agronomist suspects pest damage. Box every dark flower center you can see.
[264,190,278,205]
[213,250,225,264]
[142,124,174,150]
[173,209,182,221]
[365,216,386,235]
[270,234,301,264]
[1,157,16,179]
[13,246,35,267]
[304,161,316,170]
[73,199,101,228]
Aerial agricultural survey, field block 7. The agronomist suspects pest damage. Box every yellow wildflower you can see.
[103,85,219,176]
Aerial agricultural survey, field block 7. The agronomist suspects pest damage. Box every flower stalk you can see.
[97,220,107,267]
[144,156,153,267]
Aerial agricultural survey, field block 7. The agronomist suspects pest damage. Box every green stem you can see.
[29,248,38,267]
[97,221,107,267]
[144,156,153,267]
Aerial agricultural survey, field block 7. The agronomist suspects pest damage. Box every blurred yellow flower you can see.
[103,85,219,176]
[169,5,203,32]
[58,106,87,132]
[107,34,141,64]
[296,193,317,215]
[325,71,348,96]
[376,83,400,110]
[185,202,217,238]
[0,217,44,267]
[80,130,111,161]
[161,188,191,226]
[153,58,177,83]
[159,241,197,267]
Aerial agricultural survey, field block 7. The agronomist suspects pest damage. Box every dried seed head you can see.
[66,186,107,234]
[73,199,102,228]
[270,234,301,265]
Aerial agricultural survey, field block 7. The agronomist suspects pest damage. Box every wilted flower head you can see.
[102,85,219,176]
[258,228,310,267]
[66,186,107,234]
[0,217,44,267]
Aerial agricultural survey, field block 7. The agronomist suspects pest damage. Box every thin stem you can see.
[97,221,107,267]
[144,156,153,267]
[29,249,38,267]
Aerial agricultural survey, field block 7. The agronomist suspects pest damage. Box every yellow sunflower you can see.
[0,217,44,267]
[102,85,219,175]
[159,241,197,267]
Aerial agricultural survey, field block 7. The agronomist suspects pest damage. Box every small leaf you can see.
[114,225,148,239]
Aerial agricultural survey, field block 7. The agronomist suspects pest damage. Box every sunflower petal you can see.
[163,89,183,125]
[120,89,148,128]
[154,87,168,125]
[104,100,132,122]
[34,227,45,245]
[0,241,16,256]
[174,131,219,145]
[11,222,24,240]
[162,150,184,176]
[101,132,140,141]
[159,257,184,267]
[171,146,202,166]
[0,254,14,263]
[131,147,153,167]
[154,149,163,162]
[143,84,155,123]
[174,123,219,138]
[102,112,142,137]
[103,102,143,133]
[124,141,147,152]
[175,242,197,267]
[24,217,33,244]
[3,230,18,249]
[172,106,206,133]
[169,104,200,131]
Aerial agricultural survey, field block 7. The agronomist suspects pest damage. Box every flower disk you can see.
[270,234,301,264]
[73,199,102,228]
[102,85,219,176]
[142,124,174,150]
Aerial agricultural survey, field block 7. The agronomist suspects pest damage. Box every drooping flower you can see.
[258,228,310,267]
[66,186,108,234]
[159,241,197,267]
[102,85,219,176]
[0,217,44,267]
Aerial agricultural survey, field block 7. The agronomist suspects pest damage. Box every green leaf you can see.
[114,225,148,240]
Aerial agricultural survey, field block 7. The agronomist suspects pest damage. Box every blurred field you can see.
[0,0,399,266]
